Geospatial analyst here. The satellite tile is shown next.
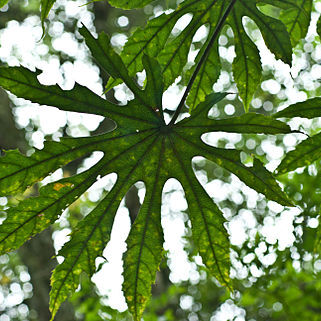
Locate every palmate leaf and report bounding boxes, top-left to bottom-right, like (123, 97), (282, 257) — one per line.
(106, 0), (310, 112)
(0, 26), (293, 321)
(274, 98), (321, 174)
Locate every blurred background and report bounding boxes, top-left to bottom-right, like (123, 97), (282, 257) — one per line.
(1, 0), (321, 320)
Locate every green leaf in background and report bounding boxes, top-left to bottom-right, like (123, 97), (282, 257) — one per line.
(318, 14), (321, 39)
(40, 0), (55, 32)
(107, 0), (155, 10)
(274, 98), (321, 175)
(0, 26), (293, 320)
(274, 97), (321, 119)
(276, 133), (321, 175)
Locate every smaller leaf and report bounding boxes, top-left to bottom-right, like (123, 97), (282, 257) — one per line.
(158, 16), (199, 89)
(40, 0), (56, 34)
(318, 15), (321, 39)
(105, 10), (181, 91)
(236, 0), (292, 65)
(107, 0), (154, 9)
(274, 98), (321, 119)
(276, 133), (321, 175)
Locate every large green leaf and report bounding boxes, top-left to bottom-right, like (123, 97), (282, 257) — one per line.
(0, 26), (293, 321)
(106, 0), (310, 112)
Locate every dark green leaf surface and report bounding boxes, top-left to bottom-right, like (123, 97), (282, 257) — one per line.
(274, 98), (321, 119)
(0, 26), (293, 321)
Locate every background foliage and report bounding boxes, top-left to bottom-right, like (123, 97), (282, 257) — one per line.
(1, 0), (321, 320)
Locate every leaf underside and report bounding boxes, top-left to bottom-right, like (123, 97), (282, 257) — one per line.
(0, 23), (295, 321)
